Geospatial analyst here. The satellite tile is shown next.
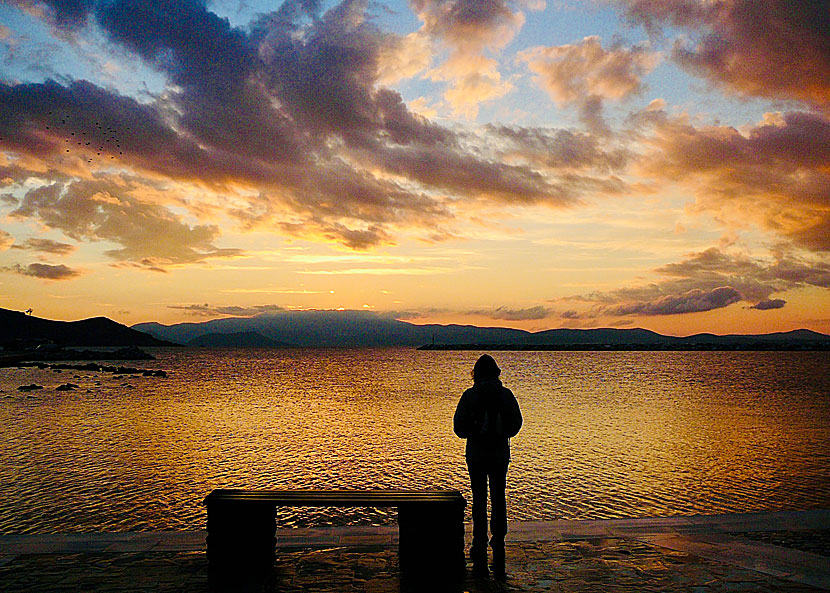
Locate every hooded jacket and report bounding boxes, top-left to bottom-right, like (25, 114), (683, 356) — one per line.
(453, 377), (522, 464)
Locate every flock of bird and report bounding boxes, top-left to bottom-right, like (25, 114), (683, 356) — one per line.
(44, 112), (127, 164)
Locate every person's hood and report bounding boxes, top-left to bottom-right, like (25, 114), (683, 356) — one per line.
(474, 377), (503, 398)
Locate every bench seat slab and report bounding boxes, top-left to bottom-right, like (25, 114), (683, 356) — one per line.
(204, 489), (466, 582)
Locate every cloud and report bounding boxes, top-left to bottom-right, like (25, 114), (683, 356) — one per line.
(1, 0), (586, 255)
(9, 177), (243, 269)
(0, 229), (13, 250)
(572, 247), (830, 317)
(411, 0), (526, 51)
(635, 109), (830, 251)
(11, 237), (75, 255)
(486, 305), (553, 320)
(486, 124), (630, 172)
(426, 52), (513, 118)
(4, 262), (81, 280)
(609, 286), (741, 316)
(411, 0), (542, 116)
(618, 0), (830, 110)
(376, 31), (432, 85)
(168, 304), (286, 317)
(6, 0), (96, 30)
(521, 37), (657, 104)
(749, 299), (786, 311)
(520, 36), (658, 132)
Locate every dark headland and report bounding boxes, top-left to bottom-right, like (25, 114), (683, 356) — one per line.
(0, 308), (176, 364)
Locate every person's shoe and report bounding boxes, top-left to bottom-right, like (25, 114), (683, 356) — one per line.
(491, 543), (506, 581)
(492, 561), (506, 581)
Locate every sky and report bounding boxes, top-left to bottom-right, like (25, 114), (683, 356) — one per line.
(0, 0), (828, 335)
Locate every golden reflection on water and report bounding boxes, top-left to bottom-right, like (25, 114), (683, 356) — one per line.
(0, 349), (828, 533)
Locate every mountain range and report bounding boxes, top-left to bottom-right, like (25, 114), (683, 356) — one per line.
(132, 310), (830, 349)
(2, 307), (828, 350)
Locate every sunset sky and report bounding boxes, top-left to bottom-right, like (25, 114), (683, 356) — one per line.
(0, 0), (828, 335)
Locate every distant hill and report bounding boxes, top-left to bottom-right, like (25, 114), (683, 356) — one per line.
(0, 308), (175, 348)
(132, 310), (830, 349)
(187, 331), (292, 348)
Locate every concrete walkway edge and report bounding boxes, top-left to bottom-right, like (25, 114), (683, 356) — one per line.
(1, 510), (828, 590)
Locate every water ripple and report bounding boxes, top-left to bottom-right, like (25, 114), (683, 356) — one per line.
(0, 349), (828, 533)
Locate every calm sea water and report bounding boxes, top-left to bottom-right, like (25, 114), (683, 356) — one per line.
(1, 348), (828, 534)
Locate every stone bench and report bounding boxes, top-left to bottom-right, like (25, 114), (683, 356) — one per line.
(204, 489), (466, 582)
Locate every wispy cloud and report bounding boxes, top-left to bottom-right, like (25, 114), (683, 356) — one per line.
(10, 237), (76, 255)
(167, 303), (285, 317)
(298, 266), (461, 275)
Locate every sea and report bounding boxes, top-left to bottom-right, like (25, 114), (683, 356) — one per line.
(1, 348), (828, 534)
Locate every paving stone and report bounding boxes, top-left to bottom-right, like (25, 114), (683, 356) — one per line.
(1, 514), (829, 592)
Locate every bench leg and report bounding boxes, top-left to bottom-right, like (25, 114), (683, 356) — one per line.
(206, 502), (275, 585)
(398, 502), (466, 582)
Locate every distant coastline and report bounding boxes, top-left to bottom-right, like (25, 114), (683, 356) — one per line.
(3, 307), (829, 350)
(418, 342), (830, 351)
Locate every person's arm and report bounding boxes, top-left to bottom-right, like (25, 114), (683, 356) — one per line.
(453, 389), (477, 438)
(500, 388), (523, 438)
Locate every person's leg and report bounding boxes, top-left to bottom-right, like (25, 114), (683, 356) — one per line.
(467, 460), (489, 574)
(488, 461), (509, 579)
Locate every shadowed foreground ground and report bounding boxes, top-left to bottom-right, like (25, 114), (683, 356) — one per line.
(1, 511), (828, 592)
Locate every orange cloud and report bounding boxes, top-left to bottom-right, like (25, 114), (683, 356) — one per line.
(520, 36), (658, 132)
(619, 0), (830, 110)
(0, 229), (13, 250)
(411, 0), (539, 116)
(9, 177), (243, 269)
(635, 108), (830, 251)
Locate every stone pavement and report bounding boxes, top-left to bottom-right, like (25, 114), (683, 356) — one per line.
(0, 510), (828, 592)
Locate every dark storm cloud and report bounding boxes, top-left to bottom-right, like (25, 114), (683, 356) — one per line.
(4, 262), (80, 279)
(749, 299), (787, 311)
(618, 0), (830, 109)
(0, 79), (220, 181)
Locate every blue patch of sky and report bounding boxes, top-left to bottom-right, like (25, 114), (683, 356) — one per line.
(0, 4), (167, 101)
(513, 1), (627, 50)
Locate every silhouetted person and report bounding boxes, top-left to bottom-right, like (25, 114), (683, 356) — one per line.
(453, 354), (522, 580)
